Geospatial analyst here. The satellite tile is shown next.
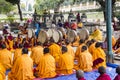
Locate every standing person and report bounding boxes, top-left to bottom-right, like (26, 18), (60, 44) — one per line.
(0, 44), (12, 70)
(56, 46), (74, 75)
(92, 42), (106, 69)
(76, 13), (81, 23)
(8, 48), (35, 80)
(96, 66), (111, 80)
(76, 70), (86, 80)
(74, 46), (93, 72)
(114, 66), (120, 80)
(35, 48), (56, 78)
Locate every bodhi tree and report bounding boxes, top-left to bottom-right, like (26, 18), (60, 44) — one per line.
(6, 0), (23, 21)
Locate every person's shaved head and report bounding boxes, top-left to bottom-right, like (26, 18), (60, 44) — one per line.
(76, 70), (84, 79)
(116, 66), (120, 74)
(22, 48), (28, 54)
(61, 46), (68, 53)
(98, 66), (106, 74)
(81, 46), (87, 52)
(95, 42), (102, 48)
(44, 48), (49, 54)
(79, 39), (85, 44)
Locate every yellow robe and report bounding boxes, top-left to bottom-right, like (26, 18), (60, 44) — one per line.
(89, 42), (96, 55)
(67, 44), (75, 58)
(8, 39), (14, 52)
(36, 53), (56, 78)
(112, 36), (116, 47)
(90, 29), (102, 41)
(92, 47), (106, 69)
(13, 48), (22, 64)
(8, 54), (34, 80)
(0, 63), (5, 80)
(56, 52), (74, 75)
(78, 22), (83, 28)
(75, 43), (85, 60)
(0, 49), (12, 70)
(75, 50), (93, 72)
(49, 43), (61, 62)
(30, 46), (43, 65)
(72, 36), (80, 47)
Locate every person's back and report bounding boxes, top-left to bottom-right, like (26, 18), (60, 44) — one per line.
(36, 48), (56, 78)
(92, 42), (106, 69)
(13, 44), (23, 63)
(57, 46), (74, 75)
(96, 66), (111, 80)
(0, 63), (5, 80)
(75, 46), (93, 72)
(30, 42), (43, 65)
(8, 48), (34, 80)
(49, 39), (61, 62)
(0, 44), (12, 70)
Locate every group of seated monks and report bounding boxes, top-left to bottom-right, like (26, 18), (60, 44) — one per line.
(0, 30), (119, 80)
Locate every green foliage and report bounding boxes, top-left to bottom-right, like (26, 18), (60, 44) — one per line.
(0, 0), (14, 14)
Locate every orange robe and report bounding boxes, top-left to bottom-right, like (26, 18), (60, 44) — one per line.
(8, 39), (14, 52)
(56, 52), (74, 75)
(89, 42), (96, 55)
(8, 54), (34, 80)
(36, 53), (56, 78)
(92, 47), (106, 69)
(67, 44), (75, 58)
(90, 29), (102, 41)
(49, 43), (61, 62)
(13, 48), (22, 64)
(74, 50), (93, 72)
(72, 36), (80, 47)
(0, 63), (5, 80)
(75, 43), (85, 60)
(0, 49), (12, 70)
(112, 36), (116, 47)
(30, 46), (43, 65)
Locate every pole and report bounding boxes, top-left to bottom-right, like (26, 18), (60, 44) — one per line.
(106, 0), (113, 63)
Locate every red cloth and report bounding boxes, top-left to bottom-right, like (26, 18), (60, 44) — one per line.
(96, 73), (111, 80)
(79, 77), (86, 80)
(8, 35), (13, 41)
(114, 74), (120, 80)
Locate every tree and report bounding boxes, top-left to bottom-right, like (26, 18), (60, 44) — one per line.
(6, 0), (23, 21)
(0, 0), (14, 14)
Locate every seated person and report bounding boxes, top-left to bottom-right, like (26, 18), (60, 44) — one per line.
(76, 70), (86, 80)
(56, 46), (74, 75)
(8, 48), (35, 80)
(74, 46), (93, 72)
(92, 42), (106, 69)
(114, 66), (120, 80)
(35, 48), (56, 78)
(0, 63), (5, 80)
(96, 66), (111, 80)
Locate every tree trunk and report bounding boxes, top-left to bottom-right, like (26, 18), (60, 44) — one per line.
(17, 3), (23, 21)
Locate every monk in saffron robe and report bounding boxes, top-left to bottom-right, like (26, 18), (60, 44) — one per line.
(72, 35), (80, 47)
(75, 46), (93, 72)
(113, 36), (120, 53)
(0, 63), (5, 80)
(90, 27), (102, 41)
(75, 39), (85, 60)
(13, 44), (23, 64)
(8, 34), (14, 52)
(96, 66), (111, 80)
(65, 40), (75, 58)
(8, 48), (35, 80)
(30, 42), (43, 65)
(49, 38), (61, 62)
(56, 46), (74, 75)
(76, 70), (86, 80)
(92, 42), (106, 69)
(0, 44), (12, 70)
(114, 66), (120, 80)
(88, 39), (96, 55)
(35, 48), (56, 78)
